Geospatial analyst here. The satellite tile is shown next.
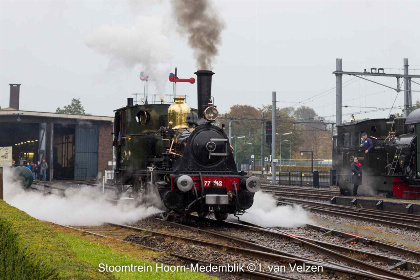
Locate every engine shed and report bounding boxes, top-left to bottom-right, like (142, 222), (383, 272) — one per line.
(0, 110), (113, 181)
(0, 85), (113, 181)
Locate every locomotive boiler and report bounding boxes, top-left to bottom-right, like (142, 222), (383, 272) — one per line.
(333, 110), (420, 199)
(113, 70), (261, 220)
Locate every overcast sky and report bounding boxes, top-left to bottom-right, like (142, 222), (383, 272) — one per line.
(1, 0), (419, 122)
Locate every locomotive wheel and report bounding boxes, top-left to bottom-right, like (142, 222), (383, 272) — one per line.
(115, 185), (124, 197)
(198, 212), (209, 218)
(180, 213), (191, 224)
(214, 212), (229, 221)
(160, 211), (173, 221)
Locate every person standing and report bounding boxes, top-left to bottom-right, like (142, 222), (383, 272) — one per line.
(360, 132), (373, 154)
(351, 157), (362, 196)
(40, 159), (48, 181)
(31, 162), (36, 179)
(34, 161), (41, 180)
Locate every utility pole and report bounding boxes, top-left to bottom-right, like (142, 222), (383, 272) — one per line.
(336, 58), (343, 125)
(272, 91), (276, 184)
(261, 112), (264, 178)
(228, 120), (233, 144)
(333, 58), (420, 121)
(404, 58), (411, 117)
(234, 137), (236, 162)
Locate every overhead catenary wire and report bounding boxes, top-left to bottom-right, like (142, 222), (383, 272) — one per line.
(275, 64), (420, 122)
(388, 90), (401, 117)
(290, 77), (358, 106)
(317, 67), (419, 120)
(311, 88), (391, 110)
(343, 105), (404, 110)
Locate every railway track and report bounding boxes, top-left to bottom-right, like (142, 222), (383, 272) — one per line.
(260, 184), (420, 230)
(171, 216), (419, 280)
(276, 196), (420, 231)
(58, 219), (414, 280)
(261, 185), (340, 200)
(261, 184), (341, 196)
(61, 223), (295, 279)
(303, 223), (420, 264)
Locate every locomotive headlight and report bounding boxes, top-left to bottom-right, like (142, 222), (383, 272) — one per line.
(245, 176), (261, 193)
(176, 175), (194, 192)
(204, 106), (219, 121)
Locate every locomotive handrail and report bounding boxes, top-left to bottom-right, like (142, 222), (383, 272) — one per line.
(210, 138), (228, 142)
(209, 152), (229, 156)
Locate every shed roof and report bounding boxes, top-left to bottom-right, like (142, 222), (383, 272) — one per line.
(0, 109), (113, 122)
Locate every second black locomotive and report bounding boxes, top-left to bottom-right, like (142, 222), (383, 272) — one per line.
(333, 111), (420, 199)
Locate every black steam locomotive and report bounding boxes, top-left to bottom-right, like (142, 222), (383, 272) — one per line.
(113, 70), (261, 220)
(333, 110), (420, 199)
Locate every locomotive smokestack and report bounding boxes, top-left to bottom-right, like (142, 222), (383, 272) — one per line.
(195, 70), (214, 118)
(127, 98), (133, 107)
(9, 84), (21, 110)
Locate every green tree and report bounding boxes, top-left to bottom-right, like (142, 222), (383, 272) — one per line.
(294, 106), (317, 121)
(293, 106), (332, 159)
(260, 104), (302, 161)
(56, 98), (88, 115)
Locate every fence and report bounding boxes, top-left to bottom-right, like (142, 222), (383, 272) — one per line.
(243, 159), (332, 173)
(251, 159), (332, 167)
(278, 171), (332, 188)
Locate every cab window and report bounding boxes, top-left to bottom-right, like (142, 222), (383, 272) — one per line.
(343, 133), (350, 148)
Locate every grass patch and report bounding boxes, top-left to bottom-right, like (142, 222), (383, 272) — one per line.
(59, 233), (215, 280)
(0, 200), (114, 279)
(47, 223), (160, 261)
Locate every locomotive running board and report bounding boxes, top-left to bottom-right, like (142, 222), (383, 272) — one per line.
(209, 153), (229, 156)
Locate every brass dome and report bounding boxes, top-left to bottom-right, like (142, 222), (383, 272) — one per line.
(168, 96), (190, 129)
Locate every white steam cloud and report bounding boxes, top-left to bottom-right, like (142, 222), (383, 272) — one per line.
(127, 0), (163, 11)
(241, 192), (312, 228)
(3, 169), (161, 226)
(85, 16), (172, 96)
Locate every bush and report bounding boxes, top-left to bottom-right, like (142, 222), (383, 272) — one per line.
(0, 200), (115, 280)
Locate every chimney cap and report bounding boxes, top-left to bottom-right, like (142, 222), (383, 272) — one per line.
(194, 70), (214, 75)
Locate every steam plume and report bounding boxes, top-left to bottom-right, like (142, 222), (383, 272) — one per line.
(85, 16), (172, 96)
(3, 169), (161, 226)
(171, 0), (225, 69)
(240, 192), (312, 228)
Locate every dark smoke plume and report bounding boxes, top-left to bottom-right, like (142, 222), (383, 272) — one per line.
(171, 0), (225, 69)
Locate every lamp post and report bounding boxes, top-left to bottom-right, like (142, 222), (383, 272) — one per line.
(279, 132), (292, 173)
(283, 140), (292, 162)
(300, 150), (314, 173)
(233, 136), (245, 162)
(228, 120), (237, 144)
